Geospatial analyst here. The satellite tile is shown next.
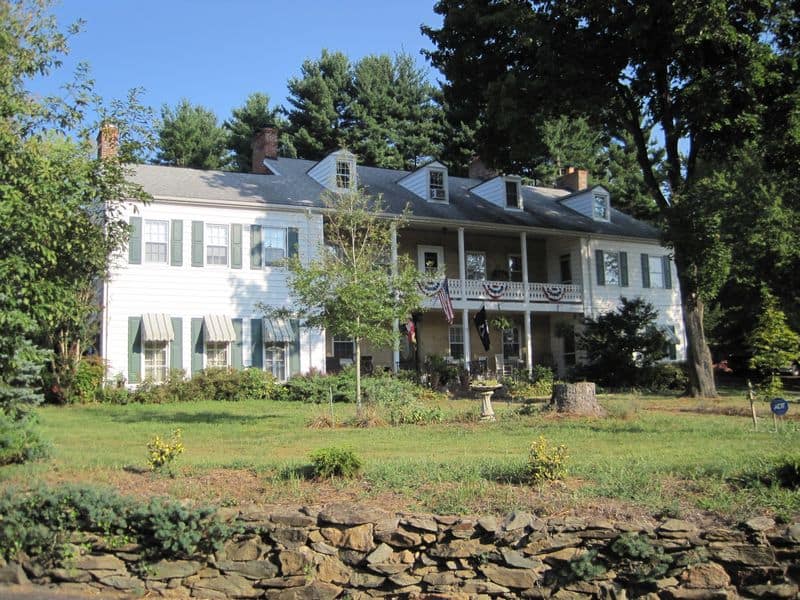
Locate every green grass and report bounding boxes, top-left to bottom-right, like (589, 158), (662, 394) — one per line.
(4, 391), (799, 522)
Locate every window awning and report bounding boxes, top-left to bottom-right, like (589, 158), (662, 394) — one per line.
(203, 314), (236, 342)
(660, 326), (680, 344)
(142, 313), (174, 342)
(263, 318), (296, 342)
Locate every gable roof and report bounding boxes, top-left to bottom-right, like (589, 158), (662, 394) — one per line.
(129, 158), (660, 241)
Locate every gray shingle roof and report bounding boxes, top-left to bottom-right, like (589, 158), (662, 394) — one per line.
(130, 158), (660, 240)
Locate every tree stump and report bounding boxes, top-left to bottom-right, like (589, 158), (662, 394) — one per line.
(550, 382), (605, 416)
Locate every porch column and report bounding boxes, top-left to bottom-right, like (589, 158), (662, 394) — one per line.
(462, 308), (471, 369)
(458, 227), (466, 299)
(391, 223), (400, 373)
(521, 232), (534, 373)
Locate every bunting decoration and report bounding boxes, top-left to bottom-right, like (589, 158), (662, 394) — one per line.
(418, 279), (445, 296)
(482, 281), (508, 299)
(543, 284), (565, 302)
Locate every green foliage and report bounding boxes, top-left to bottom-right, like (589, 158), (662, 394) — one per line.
(748, 287), (800, 378)
(528, 436), (569, 483)
(156, 98), (228, 169)
(283, 369), (355, 404)
(67, 356), (105, 403)
(0, 411), (50, 466)
(0, 485), (234, 565)
(309, 446), (362, 479)
(423, 354), (460, 389)
(223, 92), (294, 171)
(577, 297), (668, 388)
(610, 533), (673, 583)
(638, 362), (689, 393)
(565, 550), (606, 581)
(146, 428), (185, 472)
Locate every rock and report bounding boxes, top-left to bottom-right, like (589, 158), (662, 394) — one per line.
(260, 575), (308, 588)
(48, 567), (92, 583)
(217, 559), (279, 580)
(503, 510), (534, 531)
(375, 528), (422, 548)
(741, 583), (798, 598)
(73, 554), (127, 572)
(349, 571), (385, 588)
(449, 520), (476, 539)
(221, 537), (265, 561)
(660, 590), (732, 599)
(270, 508), (317, 527)
(311, 541), (338, 555)
(659, 520), (699, 536)
(192, 573), (260, 598)
(428, 538), (490, 558)
(369, 562), (410, 575)
(148, 559), (202, 580)
(340, 524), (376, 552)
(711, 544), (775, 566)
(478, 516), (498, 534)
(0, 563), (29, 585)
(461, 579), (511, 594)
(785, 524), (800, 544)
(270, 526), (310, 549)
(389, 571), (422, 586)
(367, 543), (394, 564)
(422, 571), (461, 586)
(479, 563), (540, 589)
(403, 515), (439, 532)
(318, 503), (390, 526)
(278, 549), (314, 576)
(744, 517), (776, 532)
(316, 555), (350, 584)
(264, 581), (342, 600)
(99, 574), (142, 590)
(539, 546), (586, 565)
(339, 549), (368, 566)
(502, 548), (543, 569)
(524, 533), (583, 554)
(680, 562), (731, 589)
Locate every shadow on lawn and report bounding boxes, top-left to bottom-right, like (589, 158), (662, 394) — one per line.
(110, 410), (279, 425)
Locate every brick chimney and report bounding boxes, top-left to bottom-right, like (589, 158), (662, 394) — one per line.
(468, 156), (499, 180)
(252, 127), (279, 173)
(97, 123), (119, 160)
(556, 167), (589, 192)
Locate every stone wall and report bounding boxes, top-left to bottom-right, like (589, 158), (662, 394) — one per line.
(1, 503), (798, 599)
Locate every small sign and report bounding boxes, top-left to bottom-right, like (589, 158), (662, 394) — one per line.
(770, 398), (789, 416)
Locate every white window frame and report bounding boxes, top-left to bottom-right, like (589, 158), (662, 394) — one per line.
(264, 343), (288, 381)
(143, 341), (169, 382)
(205, 341), (229, 368)
(465, 251), (486, 281)
(332, 336), (355, 360)
(502, 327), (521, 359)
(263, 227), (287, 266)
(593, 193), (610, 221)
(205, 223), (229, 267)
(335, 159), (355, 190)
(417, 245), (444, 275)
(448, 325), (464, 360)
(603, 251), (621, 286)
(504, 178), (521, 209)
(144, 219), (169, 264)
(508, 254), (522, 282)
(428, 168), (447, 202)
(648, 255), (665, 289)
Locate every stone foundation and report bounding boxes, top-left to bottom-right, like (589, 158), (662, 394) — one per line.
(1, 504), (798, 598)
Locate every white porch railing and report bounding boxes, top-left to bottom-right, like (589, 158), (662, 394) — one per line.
(446, 279), (582, 304)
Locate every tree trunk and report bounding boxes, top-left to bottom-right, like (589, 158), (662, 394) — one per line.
(675, 264), (718, 398)
(550, 382), (605, 416)
(355, 336), (362, 411)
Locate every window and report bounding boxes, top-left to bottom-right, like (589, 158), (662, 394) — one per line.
(563, 327), (576, 367)
(502, 328), (520, 359)
(144, 220), (168, 263)
(429, 169), (446, 201)
(449, 325), (464, 359)
(508, 255), (522, 282)
(143, 341), (168, 382)
(418, 246), (444, 275)
(333, 336), (354, 360)
(505, 180), (520, 208)
(560, 254), (572, 284)
(593, 194), (609, 220)
(265, 343), (287, 380)
(263, 227), (286, 265)
(649, 256), (665, 288)
(206, 342), (229, 368)
(466, 252), (486, 280)
(603, 251), (620, 285)
(336, 160), (353, 189)
(663, 326), (678, 360)
(206, 224), (228, 266)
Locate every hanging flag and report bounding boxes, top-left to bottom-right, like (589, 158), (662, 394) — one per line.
(474, 306), (491, 351)
(400, 319), (416, 345)
(437, 278), (455, 324)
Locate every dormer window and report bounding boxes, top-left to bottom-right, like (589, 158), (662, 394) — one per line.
(505, 179), (521, 209)
(336, 159), (354, 189)
(593, 193), (609, 221)
(428, 169), (447, 201)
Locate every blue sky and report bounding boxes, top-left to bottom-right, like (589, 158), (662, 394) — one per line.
(34, 0), (443, 121)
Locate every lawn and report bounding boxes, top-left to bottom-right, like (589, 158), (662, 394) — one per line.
(3, 388), (799, 524)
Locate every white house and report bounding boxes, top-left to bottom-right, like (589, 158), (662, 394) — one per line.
(100, 127), (685, 384)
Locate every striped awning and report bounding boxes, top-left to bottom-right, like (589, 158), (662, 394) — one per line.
(203, 314), (236, 342)
(263, 318), (296, 342)
(141, 313), (174, 342)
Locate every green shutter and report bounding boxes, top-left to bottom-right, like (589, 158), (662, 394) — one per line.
(251, 318), (263, 368)
(232, 318), (243, 369)
(641, 253), (650, 288)
(170, 317), (182, 371)
(128, 316), (142, 383)
(620, 252), (629, 287)
(595, 250), (605, 286)
(191, 221), (204, 267)
(231, 224), (242, 269)
(128, 217), (142, 264)
(288, 227), (299, 259)
(170, 220), (183, 266)
(663, 256), (672, 289)
(250, 225), (262, 268)
(191, 317), (204, 374)
(289, 319), (301, 376)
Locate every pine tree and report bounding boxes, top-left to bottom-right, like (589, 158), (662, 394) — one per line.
(156, 99), (228, 169)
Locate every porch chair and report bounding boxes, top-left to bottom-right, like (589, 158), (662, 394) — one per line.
(494, 354), (512, 378)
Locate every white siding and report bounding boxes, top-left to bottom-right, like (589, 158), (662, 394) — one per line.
(470, 176), (522, 210)
(561, 187), (610, 221)
(398, 162), (448, 202)
(307, 150), (357, 191)
(104, 200), (325, 383)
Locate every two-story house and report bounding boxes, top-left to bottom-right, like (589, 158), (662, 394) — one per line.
(100, 126), (684, 384)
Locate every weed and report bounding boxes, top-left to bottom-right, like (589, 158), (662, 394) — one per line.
(309, 446), (362, 479)
(528, 436), (569, 483)
(146, 428), (184, 473)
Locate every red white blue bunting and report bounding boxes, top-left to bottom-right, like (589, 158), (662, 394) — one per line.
(543, 284), (565, 302)
(482, 281), (508, 299)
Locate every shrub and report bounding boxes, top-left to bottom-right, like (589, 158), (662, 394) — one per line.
(71, 356), (106, 402)
(309, 446), (362, 478)
(0, 412), (49, 465)
(283, 368), (355, 403)
(146, 429), (185, 472)
(388, 400), (444, 425)
(639, 362), (689, 391)
(424, 354), (459, 389)
(528, 436), (569, 483)
(610, 532), (673, 582)
(566, 550), (606, 581)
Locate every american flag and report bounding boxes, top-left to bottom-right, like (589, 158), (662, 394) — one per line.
(437, 278), (455, 324)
